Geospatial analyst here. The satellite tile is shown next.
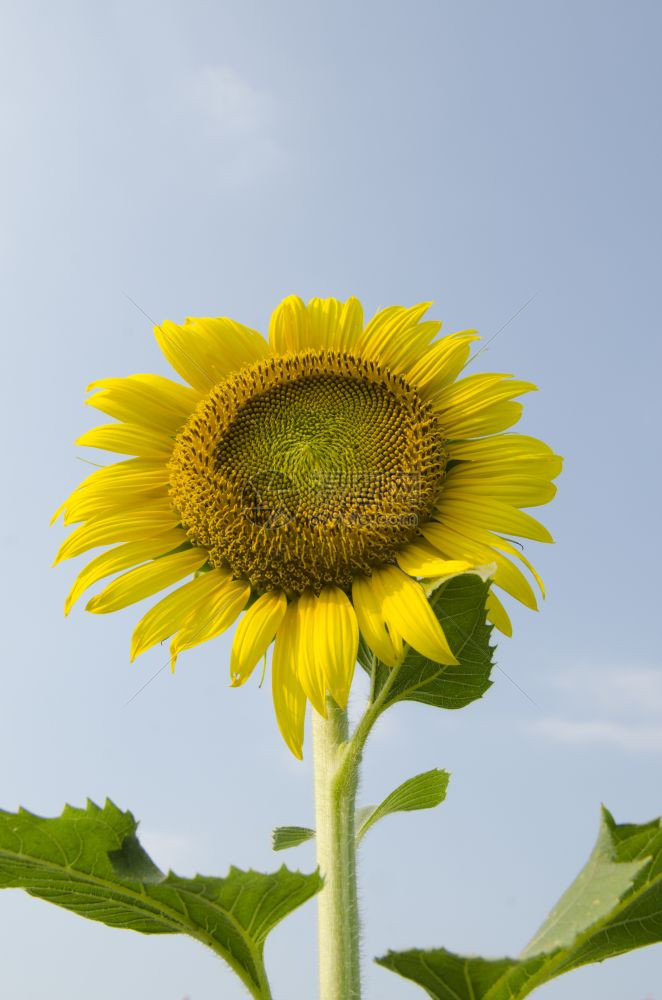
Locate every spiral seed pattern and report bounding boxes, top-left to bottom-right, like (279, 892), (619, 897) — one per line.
(169, 350), (447, 592)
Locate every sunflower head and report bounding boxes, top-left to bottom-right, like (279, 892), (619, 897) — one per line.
(54, 295), (561, 758)
(169, 349), (447, 593)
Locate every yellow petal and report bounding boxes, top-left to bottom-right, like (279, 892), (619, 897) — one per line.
(50, 499), (67, 525)
(437, 499), (553, 544)
(68, 458), (169, 493)
(449, 433), (561, 464)
(295, 590), (328, 716)
(271, 601), (307, 759)
(488, 532), (546, 598)
(54, 500), (180, 564)
(58, 458), (169, 501)
(490, 550), (539, 608)
(444, 439), (562, 490)
(86, 547), (207, 614)
(76, 423), (173, 459)
(376, 566), (458, 665)
(64, 529), (187, 614)
(352, 572), (404, 668)
(435, 375), (536, 437)
(396, 538), (473, 578)
(154, 321), (220, 392)
(86, 374), (199, 432)
(303, 297), (344, 351)
(492, 535), (545, 597)
(310, 586), (359, 710)
(360, 302), (432, 342)
(306, 298), (341, 348)
(444, 458), (562, 507)
(435, 372), (522, 408)
(54, 459), (170, 525)
(268, 295), (310, 353)
(486, 590), (513, 637)
(441, 478), (557, 508)
(170, 576), (250, 671)
(185, 317), (269, 373)
(421, 520), (539, 610)
(230, 590), (287, 687)
(455, 454), (563, 481)
(407, 331), (479, 397)
(130, 567), (234, 660)
(356, 303), (439, 372)
(445, 401), (525, 437)
(155, 317), (268, 392)
(89, 373), (200, 412)
(269, 295), (365, 353)
(60, 487), (167, 527)
(336, 297), (364, 351)
(421, 562), (496, 598)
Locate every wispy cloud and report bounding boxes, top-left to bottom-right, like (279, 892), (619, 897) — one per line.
(529, 662), (662, 753)
(183, 66), (286, 183)
(552, 663), (662, 715)
(533, 718), (662, 752)
(188, 66), (273, 135)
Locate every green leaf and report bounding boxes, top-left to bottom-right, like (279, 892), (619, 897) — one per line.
(376, 807), (662, 1000)
(272, 771), (449, 851)
(519, 809), (647, 958)
(360, 574), (495, 711)
(356, 769), (449, 843)
(378, 950), (527, 999)
(0, 800), (322, 1000)
(272, 825), (315, 851)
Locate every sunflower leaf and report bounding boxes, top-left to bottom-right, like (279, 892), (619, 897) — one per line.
(0, 799), (322, 1000)
(356, 769), (450, 843)
(360, 574), (495, 711)
(272, 825), (316, 851)
(376, 807), (662, 1000)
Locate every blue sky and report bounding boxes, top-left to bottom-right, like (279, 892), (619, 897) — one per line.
(1, 1), (661, 997)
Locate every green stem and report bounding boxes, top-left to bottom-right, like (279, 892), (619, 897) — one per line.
(312, 660), (404, 999)
(349, 656), (403, 763)
(312, 699), (362, 1000)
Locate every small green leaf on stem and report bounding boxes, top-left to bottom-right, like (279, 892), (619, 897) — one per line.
(272, 825), (316, 851)
(356, 769), (450, 843)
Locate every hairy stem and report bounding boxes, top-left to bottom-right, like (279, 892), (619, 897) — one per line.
(313, 699), (362, 1000)
(349, 656), (403, 762)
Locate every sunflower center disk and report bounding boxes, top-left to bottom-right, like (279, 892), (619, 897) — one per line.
(169, 351), (447, 592)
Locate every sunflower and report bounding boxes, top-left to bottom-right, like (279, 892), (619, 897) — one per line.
(53, 296), (560, 758)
